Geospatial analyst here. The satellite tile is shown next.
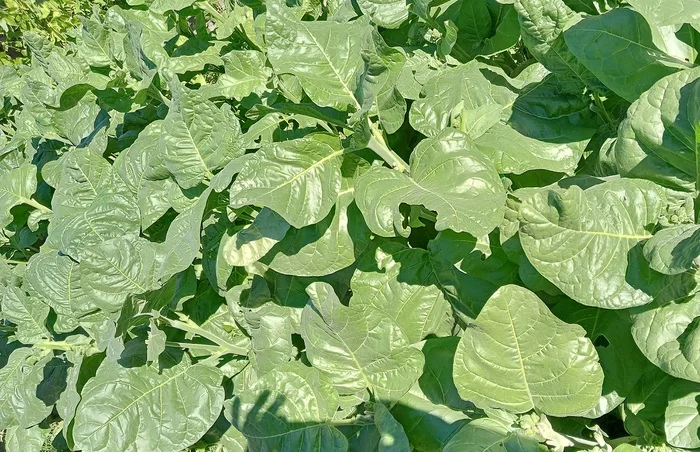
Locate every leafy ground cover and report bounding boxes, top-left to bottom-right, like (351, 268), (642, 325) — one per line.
(1, 0), (700, 450)
(0, 0), (113, 66)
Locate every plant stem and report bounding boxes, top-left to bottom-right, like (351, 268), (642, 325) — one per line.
(34, 341), (73, 351)
(2, 258), (26, 265)
(165, 341), (226, 353)
(24, 197), (52, 214)
(593, 92), (616, 130)
(163, 315), (249, 356)
(367, 123), (409, 173)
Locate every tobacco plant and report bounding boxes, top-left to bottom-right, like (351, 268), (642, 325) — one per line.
(1, 0), (700, 450)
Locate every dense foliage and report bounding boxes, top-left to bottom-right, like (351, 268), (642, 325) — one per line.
(1, 0), (700, 450)
(0, 0), (111, 66)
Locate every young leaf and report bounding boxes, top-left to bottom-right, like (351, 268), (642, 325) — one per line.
(161, 81), (244, 189)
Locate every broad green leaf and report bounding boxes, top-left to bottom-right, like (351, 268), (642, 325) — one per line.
(25, 252), (88, 321)
(356, 129), (505, 238)
(0, 348), (54, 429)
(4, 423), (56, 452)
(166, 40), (226, 75)
(410, 63), (595, 175)
(56, 353), (100, 443)
(474, 73), (598, 174)
(265, 1), (370, 109)
(226, 362), (348, 451)
(265, 155), (371, 276)
(409, 62), (519, 138)
(565, 8), (691, 102)
(47, 191), (141, 261)
(443, 418), (540, 452)
(395, 49), (444, 100)
(615, 67), (700, 194)
(644, 224), (700, 275)
(553, 299), (648, 417)
(161, 81), (244, 189)
(373, 402), (410, 451)
(46, 147), (114, 218)
(0, 164), (43, 229)
(519, 179), (668, 309)
(243, 302), (298, 373)
(356, 0), (407, 28)
(351, 242), (454, 344)
(202, 50), (271, 100)
(222, 208), (290, 267)
(43, 52), (110, 108)
(454, 285), (604, 416)
(631, 293), (700, 383)
(664, 380), (700, 448)
(150, 0), (197, 13)
(73, 359), (224, 452)
(2, 286), (48, 343)
(429, 230), (519, 288)
(359, 31), (407, 134)
(146, 319), (166, 365)
(154, 188), (211, 282)
(229, 136), (344, 228)
(77, 16), (112, 67)
(301, 282), (424, 402)
(114, 121), (172, 229)
(627, 0), (700, 26)
(516, 0), (601, 91)
(438, 0), (520, 62)
(625, 366), (675, 427)
(80, 236), (157, 312)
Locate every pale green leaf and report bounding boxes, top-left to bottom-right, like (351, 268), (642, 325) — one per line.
(665, 380), (700, 448)
(565, 8), (691, 102)
(356, 129), (506, 238)
(454, 285), (604, 416)
(265, 1), (369, 109)
(226, 362), (348, 451)
(161, 81), (244, 189)
(229, 136), (344, 229)
(644, 224), (700, 275)
(351, 242), (454, 344)
(614, 67), (700, 194)
(73, 359), (224, 452)
(301, 282), (424, 402)
(519, 179), (668, 309)
(631, 293), (700, 383)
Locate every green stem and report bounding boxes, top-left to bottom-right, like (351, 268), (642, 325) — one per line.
(367, 123), (409, 173)
(24, 197), (52, 214)
(593, 92), (616, 130)
(165, 341), (226, 353)
(34, 341), (72, 351)
(163, 315), (249, 356)
(331, 419), (374, 426)
(418, 208), (437, 222)
(2, 258), (26, 265)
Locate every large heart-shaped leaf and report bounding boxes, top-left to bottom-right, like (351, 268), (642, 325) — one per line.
(453, 285), (604, 416)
